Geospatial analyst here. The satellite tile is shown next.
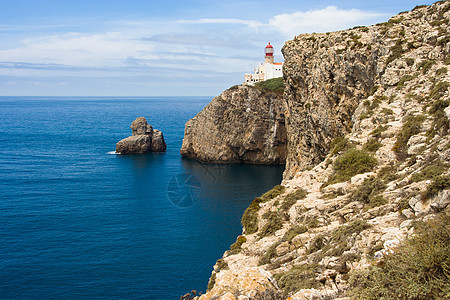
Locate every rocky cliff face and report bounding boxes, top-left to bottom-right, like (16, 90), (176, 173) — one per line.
(193, 2), (449, 299)
(181, 85), (287, 164)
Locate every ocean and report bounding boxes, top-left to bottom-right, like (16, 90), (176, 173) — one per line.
(0, 97), (284, 299)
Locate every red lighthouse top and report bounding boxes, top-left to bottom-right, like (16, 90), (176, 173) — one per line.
(265, 42), (274, 56)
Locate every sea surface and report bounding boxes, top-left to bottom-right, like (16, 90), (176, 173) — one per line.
(0, 97), (284, 299)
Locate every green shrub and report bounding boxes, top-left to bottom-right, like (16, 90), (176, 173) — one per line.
(396, 74), (416, 87)
(241, 197), (263, 234)
(377, 165), (399, 183)
(348, 214), (450, 300)
(229, 235), (247, 254)
(206, 272), (216, 291)
(253, 77), (284, 93)
(371, 125), (389, 138)
(331, 219), (372, 242)
(280, 188), (307, 211)
(392, 114), (425, 160)
(427, 98), (449, 138)
(258, 241), (280, 266)
(216, 258), (229, 271)
(327, 149), (378, 184)
(410, 164), (447, 183)
(418, 59), (435, 74)
(282, 225), (308, 243)
(436, 67), (448, 76)
(274, 263), (321, 294)
(386, 39), (405, 65)
(363, 139), (382, 152)
(381, 108), (394, 115)
(261, 185), (285, 201)
(422, 174), (450, 199)
(429, 81), (449, 100)
(330, 136), (354, 155)
(258, 211), (283, 238)
(351, 177), (387, 208)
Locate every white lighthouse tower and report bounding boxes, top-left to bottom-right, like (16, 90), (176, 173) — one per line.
(265, 42), (274, 64)
(244, 43), (283, 85)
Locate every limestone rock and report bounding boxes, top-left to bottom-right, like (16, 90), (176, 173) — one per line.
(116, 117), (166, 154)
(199, 267), (276, 300)
(151, 129), (167, 152)
(116, 135), (151, 154)
(181, 85), (286, 164)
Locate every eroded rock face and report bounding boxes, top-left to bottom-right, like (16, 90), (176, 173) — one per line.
(116, 117), (166, 154)
(180, 85), (287, 164)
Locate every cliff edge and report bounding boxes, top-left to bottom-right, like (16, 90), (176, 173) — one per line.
(190, 1), (449, 299)
(181, 84), (287, 165)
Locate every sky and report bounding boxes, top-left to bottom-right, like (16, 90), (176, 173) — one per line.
(0, 0), (437, 96)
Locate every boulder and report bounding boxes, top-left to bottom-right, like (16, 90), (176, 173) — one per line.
(116, 117), (166, 154)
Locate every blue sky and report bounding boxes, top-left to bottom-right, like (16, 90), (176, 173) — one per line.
(0, 0), (436, 96)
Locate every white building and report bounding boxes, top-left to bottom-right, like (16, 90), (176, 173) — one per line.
(244, 43), (283, 85)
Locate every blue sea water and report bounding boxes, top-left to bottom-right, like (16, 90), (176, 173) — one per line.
(0, 97), (284, 299)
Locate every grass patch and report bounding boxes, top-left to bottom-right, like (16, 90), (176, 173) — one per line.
(410, 163), (447, 183)
(331, 219), (372, 242)
(241, 197), (263, 234)
(371, 125), (389, 138)
(392, 114), (425, 161)
(436, 67), (448, 76)
(229, 235), (247, 254)
(330, 136), (354, 155)
(259, 211), (283, 238)
(274, 263), (321, 294)
(422, 174), (450, 199)
(386, 39), (405, 65)
(363, 139), (382, 152)
(258, 241), (280, 266)
(282, 225), (308, 243)
(348, 214), (450, 300)
(429, 81), (449, 100)
(253, 77), (284, 93)
(280, 188), (307, 211)
(351, 176), (387, 209)
(418, 59), (435, 74)
(327, 149), (378, 184)
(377, 165), (399, 183)
(261, 185), (285, 201)
(427, 98), (449, 138)
(396, 74), (416, 87)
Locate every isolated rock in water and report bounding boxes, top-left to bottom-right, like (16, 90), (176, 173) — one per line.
(151, 129), (167, 152)
(116, 117), (166, 154)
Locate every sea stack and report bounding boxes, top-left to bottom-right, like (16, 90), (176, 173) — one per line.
(116, 117), (166, 154)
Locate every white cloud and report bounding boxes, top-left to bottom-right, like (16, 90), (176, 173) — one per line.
(268, 6), (385, 37)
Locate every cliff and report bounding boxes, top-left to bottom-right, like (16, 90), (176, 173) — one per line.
(185, 1), (449, 299)
(180, 84), (287, 165)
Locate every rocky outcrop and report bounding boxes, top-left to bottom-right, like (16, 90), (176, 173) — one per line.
(282, 1), (449, 179)
(195, 1), (449, 299)
(116, 117), (166, 154)
(180, 85), (287, 164)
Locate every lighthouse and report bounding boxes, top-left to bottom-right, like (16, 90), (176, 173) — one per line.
(265, 43), (274, 64)
(244, 43), (283, 85)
